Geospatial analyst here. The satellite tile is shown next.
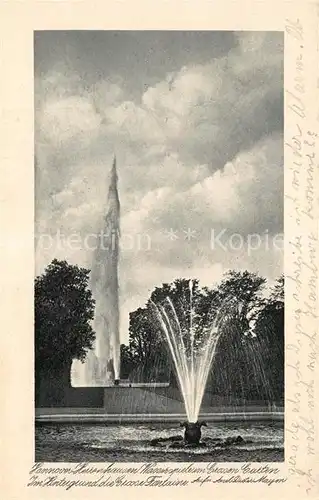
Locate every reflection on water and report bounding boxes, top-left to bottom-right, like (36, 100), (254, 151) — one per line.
(35, 421), (284, 462)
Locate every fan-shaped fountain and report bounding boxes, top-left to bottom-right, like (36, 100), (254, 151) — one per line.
(151, 281), (237, 445)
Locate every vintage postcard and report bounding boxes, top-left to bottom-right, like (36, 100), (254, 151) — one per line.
(0, 1), (318, 499)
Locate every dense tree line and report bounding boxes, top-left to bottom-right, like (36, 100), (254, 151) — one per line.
(35, 260), (284, 405)
(121, 271), (284, 403)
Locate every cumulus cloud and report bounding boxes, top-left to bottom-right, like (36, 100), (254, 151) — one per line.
(136, 133), (283, 241)
(35, 31), (283, 342)
(40, 96), (102, 146)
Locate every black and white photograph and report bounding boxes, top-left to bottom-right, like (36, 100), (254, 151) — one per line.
(34, 30), (284, 463)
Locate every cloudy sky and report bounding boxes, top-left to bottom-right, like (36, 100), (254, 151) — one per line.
(35, 31), (284, 343)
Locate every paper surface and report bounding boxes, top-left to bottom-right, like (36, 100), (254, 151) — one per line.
(0, 1), (318, 498)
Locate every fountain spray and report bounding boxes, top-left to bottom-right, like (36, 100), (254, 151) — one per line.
(90, 156), (121, 383)
(151, 281), (232, 424)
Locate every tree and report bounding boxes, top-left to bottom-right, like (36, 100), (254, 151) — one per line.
(35, 259), (96, 402)
(207, 270), (268, 401)
(253, 275), (284, 401)
(150, 278), (206, 355)
(120, 343), (136, 379)
(124, 272), (285, 405)
(126, 274), (266, 389)
(125, 305), (172, 382)
(215, 270), (266, 328)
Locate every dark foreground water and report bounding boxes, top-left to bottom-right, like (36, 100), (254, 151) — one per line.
(35, 421), (284, 462)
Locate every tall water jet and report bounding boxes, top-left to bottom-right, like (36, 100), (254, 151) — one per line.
(152, 280), (231, 423)
(72, 157), (121, 386)
(93, 156), (121, 381)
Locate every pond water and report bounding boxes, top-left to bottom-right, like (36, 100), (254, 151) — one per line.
(35, 421), (284, 462)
